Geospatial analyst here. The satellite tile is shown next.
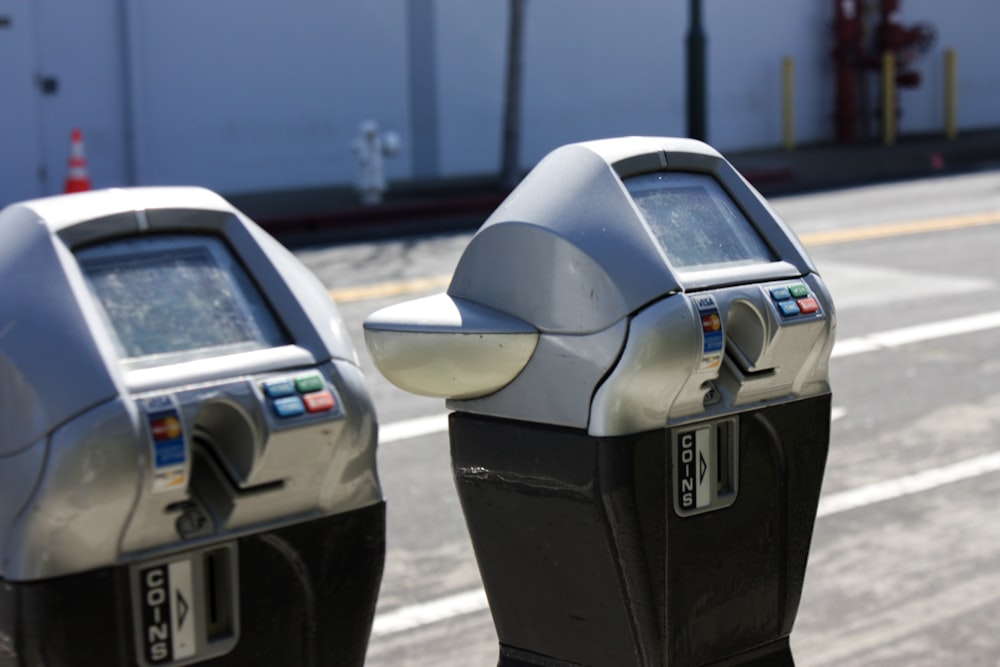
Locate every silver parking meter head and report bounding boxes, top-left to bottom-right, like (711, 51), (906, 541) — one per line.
(0, 187), (381, 583)
(365, 137), (837, 667)
(365, 136), (834, 436)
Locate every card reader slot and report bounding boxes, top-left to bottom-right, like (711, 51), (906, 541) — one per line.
(724, 346), (776, 379)
(191, 402), (258, 485)
(192, 438), (285, 497)
(724, 298), (774, 375)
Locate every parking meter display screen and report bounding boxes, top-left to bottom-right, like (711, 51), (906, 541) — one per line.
(625, 172), (776, 272)
(78, 235), (288, 368)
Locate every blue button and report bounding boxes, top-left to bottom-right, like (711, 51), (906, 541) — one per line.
(263, 379), (296, 398)
(778, 300), (801, 317)
(272, 396), (305, 418)
(770, 287), (791, 302)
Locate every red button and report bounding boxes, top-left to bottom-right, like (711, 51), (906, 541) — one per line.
(303, 390), (336, 413)
(797, 298), (819, 314)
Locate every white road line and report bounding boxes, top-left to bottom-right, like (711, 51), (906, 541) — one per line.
(379, 413), (450, 444)
(371, 588), (489, 637)
(369, 310), (1000, 636)
(816, 451), (1000, 518)
(831, 309), (1000, 358)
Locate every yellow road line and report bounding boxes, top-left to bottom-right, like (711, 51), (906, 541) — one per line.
(798, 210), (1000, 246)
(330, 210), (1000, 303)
(329, 274), (451, 302)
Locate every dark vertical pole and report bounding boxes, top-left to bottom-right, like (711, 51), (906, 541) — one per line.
(117, 0), (138, 185)
(500, 0), (526, 188)
(686, 0), (707, 142)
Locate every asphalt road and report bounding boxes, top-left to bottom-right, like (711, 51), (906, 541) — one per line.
(295, 170), (1000, 666)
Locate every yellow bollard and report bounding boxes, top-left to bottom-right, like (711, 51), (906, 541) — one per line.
(882, 52), (896, 146)
(782, 56), (795, 151)
(945, 48), (958, 140)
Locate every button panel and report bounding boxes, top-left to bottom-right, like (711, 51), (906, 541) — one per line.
(768, 282), (822, 319)
(262, 372), (340, 420)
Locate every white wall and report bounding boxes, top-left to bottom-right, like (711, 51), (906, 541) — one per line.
(1, 0), (998, 207)
(705, 0), (833, 150)
(0, 1), (46, 202)
(0, 0), (129, 203)
(901, 0), (1000, 132)
(519, 0), (685, 167)
(32, 0), (130, 188)
(127, 0), (410, 194)
(435, 1), (507, 177)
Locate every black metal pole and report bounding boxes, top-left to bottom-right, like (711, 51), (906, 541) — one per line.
(500, 0), (526, 188)
(686, 0), (707, 141)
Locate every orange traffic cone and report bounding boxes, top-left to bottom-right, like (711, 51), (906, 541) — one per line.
(64, 127), (91, 193)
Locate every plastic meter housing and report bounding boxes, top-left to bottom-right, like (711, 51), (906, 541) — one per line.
(365, 137), (835, 667)
(365, 137), (833, 432)
(0, 187), (383, 667)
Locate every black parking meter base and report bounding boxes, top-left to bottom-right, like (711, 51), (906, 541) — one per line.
(498, 644), (585, 667)
(498, 640), (792, 667)
(0, 502), (385, 667)
(705, 638), (794, 667)
(450, 396), (829, 667)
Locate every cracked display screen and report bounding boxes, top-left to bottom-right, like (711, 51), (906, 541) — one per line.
(625, 171), (776, 272)
(78, 235), (288, 368)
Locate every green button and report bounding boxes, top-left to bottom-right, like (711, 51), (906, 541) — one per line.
(294, 374), (325, 393)
(788, 284), (809, 298)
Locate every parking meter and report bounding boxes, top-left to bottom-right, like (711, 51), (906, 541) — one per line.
(0, 187), (384, 666)
(364, 137), (835, 666)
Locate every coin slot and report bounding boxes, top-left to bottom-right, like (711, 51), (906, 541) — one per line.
(203, 547), (236, 643)
(672, 417), (739, 517)
(716, 421), (735, 497)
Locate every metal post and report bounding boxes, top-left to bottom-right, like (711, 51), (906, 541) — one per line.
(686, 0), (707, 141)
(882, 52), (896, 145)
(944, 48), (958, 140)
(117, 0), (140, 185)
(500, 0), (526, 188)
(782, 56), (795, 151)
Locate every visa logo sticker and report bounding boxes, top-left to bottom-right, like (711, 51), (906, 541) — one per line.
(696, 295), (723, 370)
(141, 396), (187, 494)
